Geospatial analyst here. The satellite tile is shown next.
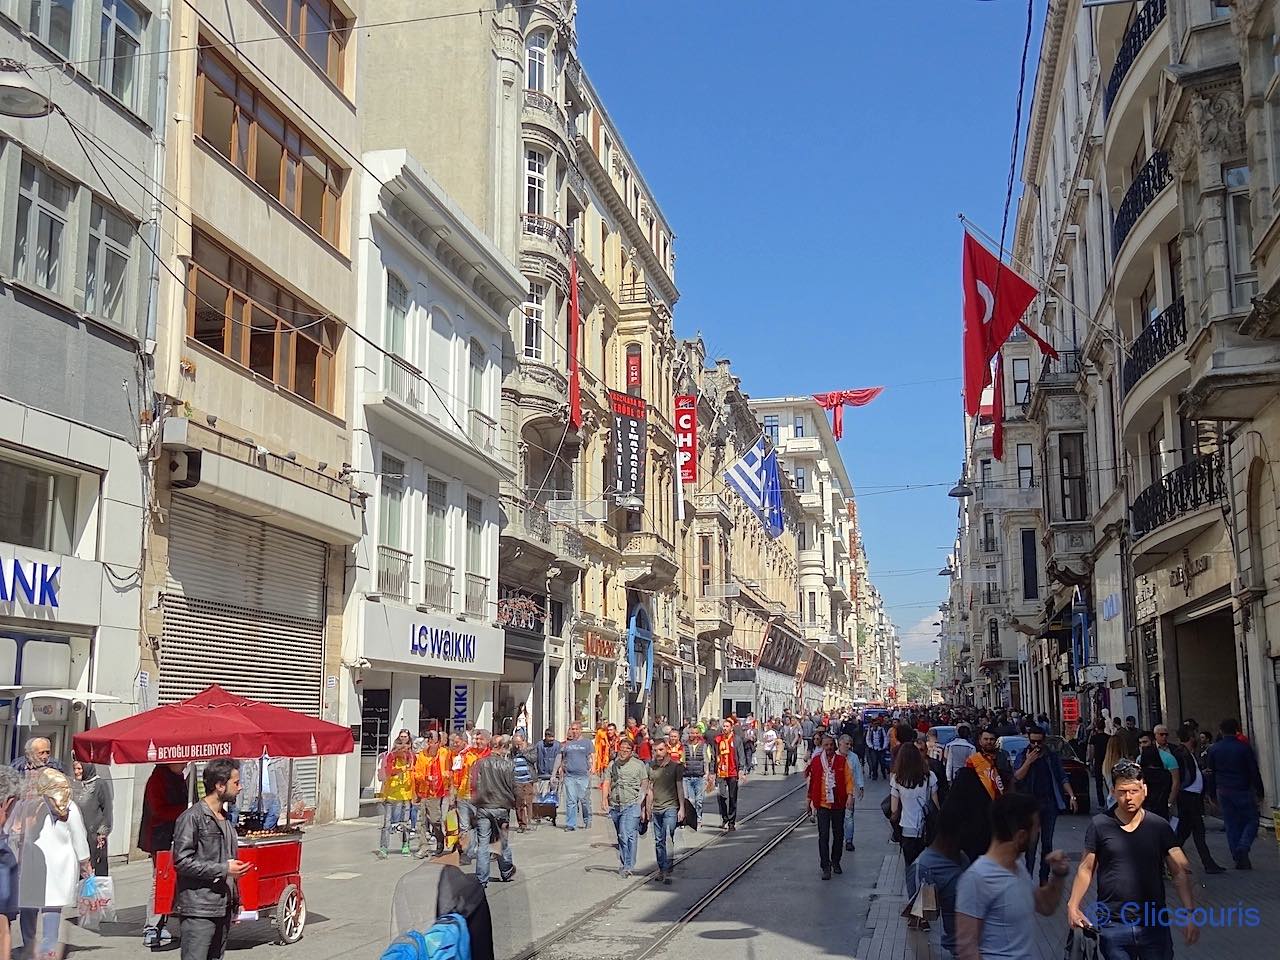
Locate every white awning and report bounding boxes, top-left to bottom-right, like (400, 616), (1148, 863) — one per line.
(20, 689), (121, 703)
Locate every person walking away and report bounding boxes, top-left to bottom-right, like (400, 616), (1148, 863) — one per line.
(452, 730), (492, 864)
(799, 713), (817, 764)
(781, 716), (802, 775)
(944, 724), (975, 784)
(170, 759), (247, 960)
(867, 719), (889, 782)
(1086, 717), (1111, 808)
(592, 724), (614, 815)
(836, 734), (865, 852)
(850, 718), (867, 770)
(138, 762), (187, 947)
(1120, 716), (1141, 760)
(890, 733), (939, 871)
(555, 723), (593, 832)
(605, 738), (647, 878)
(510, 733), (536, 832)
(1068, 759), (1199, 957)
(13, 769), (89, 960)
(923, 729), (950, 808)
(1171, 725), (1224, 873)
(1010, 724), (1078, 885)
(645, 742), (685, 884)
(1206, 717), (1265, 869)
(948, 766), (996, 866)
(680, 728), (714, 828)
(412, 732), (452, 858)
(713, 718), (747, 831)
(956, 793), (1069, 959)
(907, 791), (971, 943)
(761, 722), (779, 775)
(1137, 736), (1172, 819)
(1102, 729), (1126, 802)
(469, 737), (518, 888)
(71, 761), (112, 877)
(377, 730), (416, 859)
(805, 734), (854, 880)
(0, 767), (22, 960)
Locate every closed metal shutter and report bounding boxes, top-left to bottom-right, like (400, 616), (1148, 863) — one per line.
(161, 496), (327, 806)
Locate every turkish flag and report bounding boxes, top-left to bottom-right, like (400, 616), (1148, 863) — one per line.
(962, 231), (1038, 416)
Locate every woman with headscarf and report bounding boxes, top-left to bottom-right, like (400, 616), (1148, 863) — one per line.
(15, 769), (90, 959)
(72, 761), (113, 877)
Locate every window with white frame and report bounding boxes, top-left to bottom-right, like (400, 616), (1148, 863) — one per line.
(525, 149), (547, 217)
(85, 200), (132, 325)
(794, 466), (806, 492)
(0, 450), (78, 554)
(99, 0), (146, 110)
(1017, 443), (1035, 488)
(794, 414), (805, 438)
(526, 31), (549, 92)
(466, 495), (483, 573)
(29, 0), (75, 59)
(385, 273), (408, 358)
(424, 477), (448, 563)
(469, 339), (486, 413)
(14, 158), (72, 295)
(1225, 165), (1257, 310)
(378, 454), (405, 550)
(523, 281), (545, 360)
(1012, 358), (1031, 404)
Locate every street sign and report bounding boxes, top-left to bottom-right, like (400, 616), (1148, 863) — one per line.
(1061, 693), (1080, 723)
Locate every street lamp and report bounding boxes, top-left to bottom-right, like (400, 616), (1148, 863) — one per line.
(947, 476), (974, 498)
(0, 61), (54, 118)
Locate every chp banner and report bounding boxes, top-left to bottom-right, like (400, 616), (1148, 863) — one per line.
(609, 389), (647, 501)
(674, 394), (698, 484)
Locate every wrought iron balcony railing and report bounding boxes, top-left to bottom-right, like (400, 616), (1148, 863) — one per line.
(1122, 298), (1186, 396)
(520, 214), (571, 254)
(1104, 0), (1167, 115)
(1112, 150), (1171, 257)
(1039, 349), (1082, 382)
(1130, 451), (1225, 539)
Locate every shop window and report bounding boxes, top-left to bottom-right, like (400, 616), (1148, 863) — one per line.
(0, 452), (78, 554)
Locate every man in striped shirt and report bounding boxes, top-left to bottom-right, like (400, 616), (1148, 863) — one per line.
(511, 733), (537, 832)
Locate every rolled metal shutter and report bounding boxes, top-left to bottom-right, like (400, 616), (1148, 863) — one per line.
(161, 496), (327, 805)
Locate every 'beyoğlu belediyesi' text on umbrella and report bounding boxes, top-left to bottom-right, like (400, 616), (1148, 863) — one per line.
(410, 625), (478, 663)
(145, 741), (234, 762)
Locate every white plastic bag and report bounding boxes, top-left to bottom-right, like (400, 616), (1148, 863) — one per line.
(77, 876), (117, 930)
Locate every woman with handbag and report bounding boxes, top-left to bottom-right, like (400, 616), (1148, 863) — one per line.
(905, 795), (970, 939)
(889, 732), (939, 870)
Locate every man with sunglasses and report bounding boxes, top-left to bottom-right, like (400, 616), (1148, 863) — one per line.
(1068, 759), (1198, 958)
(1012, 725), (1077, 885)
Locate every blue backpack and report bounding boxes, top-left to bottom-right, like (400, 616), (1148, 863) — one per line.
(381, 913), (471, 960)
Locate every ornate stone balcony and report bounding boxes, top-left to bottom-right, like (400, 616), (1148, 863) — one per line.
(1129, 452), (1225, 573)
(521, 88), (570, 145)
(695, 597), (733, 640)
(1122, 298), (1186, 396)
(622, 530), (678, 590)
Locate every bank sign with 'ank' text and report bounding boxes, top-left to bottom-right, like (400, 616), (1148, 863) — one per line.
(361, 599), (504, 678)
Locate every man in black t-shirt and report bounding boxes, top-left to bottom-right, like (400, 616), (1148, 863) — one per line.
(1068, 759), (1199, 959)
(1087, 717), (1111, 807)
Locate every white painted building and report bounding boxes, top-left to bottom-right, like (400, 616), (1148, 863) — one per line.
(340, 151), (525, 818)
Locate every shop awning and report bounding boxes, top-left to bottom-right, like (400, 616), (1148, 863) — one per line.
(73, 684), (355, 765)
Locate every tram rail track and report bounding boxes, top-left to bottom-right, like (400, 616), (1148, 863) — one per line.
(509, 780), (809, 960)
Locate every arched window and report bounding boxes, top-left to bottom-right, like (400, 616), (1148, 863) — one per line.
(385, 273), (408, 358)
(469, 339), (486, 413)
(526, 31), (550, 92)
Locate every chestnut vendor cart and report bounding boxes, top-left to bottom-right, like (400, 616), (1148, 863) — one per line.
(73, 684), (355, 945)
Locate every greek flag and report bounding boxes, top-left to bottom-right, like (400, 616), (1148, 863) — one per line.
(724, 437), (785, 539)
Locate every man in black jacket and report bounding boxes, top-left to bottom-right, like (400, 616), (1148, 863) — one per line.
(471, 737), (518, 887)
(172, 759), (249, 960)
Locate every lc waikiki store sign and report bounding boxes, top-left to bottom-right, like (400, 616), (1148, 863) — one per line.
(360, 600), (505, 680)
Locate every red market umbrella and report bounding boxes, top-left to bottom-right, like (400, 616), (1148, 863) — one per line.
(73, 684), (354, 765)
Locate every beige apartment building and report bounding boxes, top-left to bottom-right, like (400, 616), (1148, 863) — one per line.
(977, 0), (1280, 805)
(146, 0), (365, 822)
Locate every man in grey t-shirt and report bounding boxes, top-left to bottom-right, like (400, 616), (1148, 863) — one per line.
(956, 793), (1068, 959)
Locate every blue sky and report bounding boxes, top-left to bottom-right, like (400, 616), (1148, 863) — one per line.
(578, 0), (1042, 663)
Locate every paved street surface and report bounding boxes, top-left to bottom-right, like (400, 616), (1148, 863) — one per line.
(55, 772), (1278, 959)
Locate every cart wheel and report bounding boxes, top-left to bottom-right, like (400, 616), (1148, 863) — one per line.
(275, 883), (306, 944)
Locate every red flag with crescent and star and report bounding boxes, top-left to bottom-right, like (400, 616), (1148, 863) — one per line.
(812, 388), (884, 440)
(962, 231), (1044, 417)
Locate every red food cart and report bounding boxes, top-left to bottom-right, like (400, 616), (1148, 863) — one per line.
(73, 685), (355, 945)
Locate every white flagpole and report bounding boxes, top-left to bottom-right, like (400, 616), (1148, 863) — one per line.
(675, 454), (685, 522)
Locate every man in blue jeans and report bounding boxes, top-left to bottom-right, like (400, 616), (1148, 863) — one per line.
(1207, 717), (1265, 869)
(681, 728), (713, 827)
(606, 737), (647, 878)
(1012, 724), (1078, 884)
(645, 741), (685, 884)
(554, 722), (594, 831)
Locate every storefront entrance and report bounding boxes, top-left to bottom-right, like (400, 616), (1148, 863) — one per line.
(1172, 607), (1239, 727)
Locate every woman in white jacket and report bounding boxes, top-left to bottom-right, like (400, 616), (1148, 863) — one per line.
(14, 769), (90, 960)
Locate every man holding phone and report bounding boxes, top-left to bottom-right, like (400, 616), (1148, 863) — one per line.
(172, 759), (251, 960)
(1012, 726), (1077, 885)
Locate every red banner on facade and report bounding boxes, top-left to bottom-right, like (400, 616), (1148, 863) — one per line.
(674, 394), (697, 484)
(1061, 693), (1080, 723)
(625, 349), (642, 390)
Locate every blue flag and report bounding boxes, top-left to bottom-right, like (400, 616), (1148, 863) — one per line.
(725, 437), (785, 539)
